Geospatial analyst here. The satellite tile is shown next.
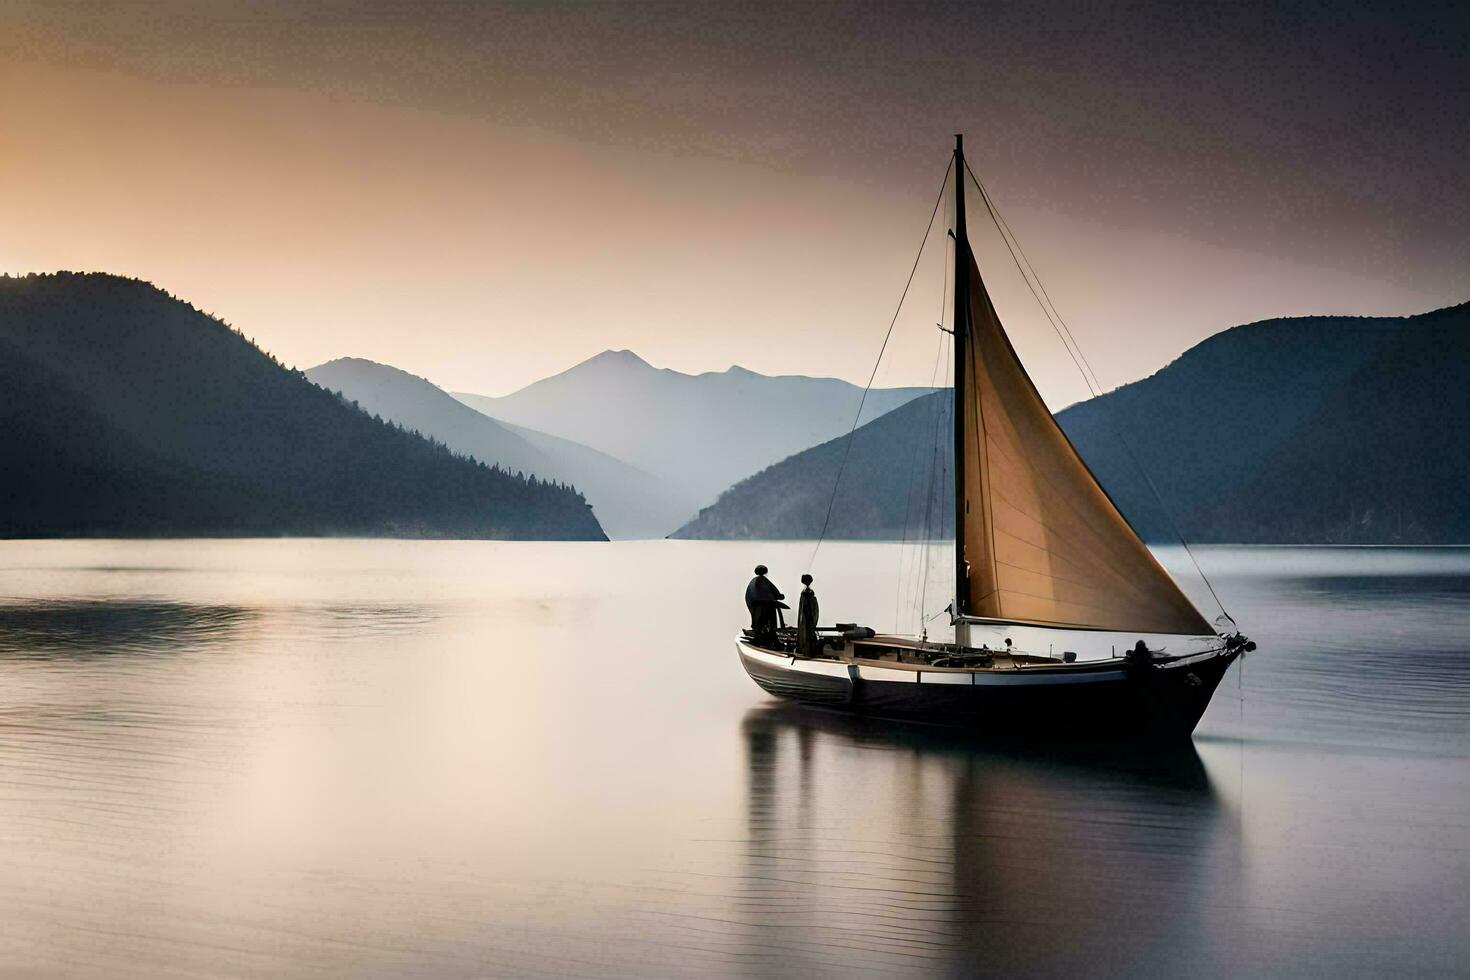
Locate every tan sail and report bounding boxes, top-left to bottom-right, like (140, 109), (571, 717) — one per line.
(957, 253), (1213, 635)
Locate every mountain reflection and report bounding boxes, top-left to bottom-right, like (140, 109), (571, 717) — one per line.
(1279, 573), (1470, 604)
(740, 705), (1236, 977)
(0, 599), (251, 658)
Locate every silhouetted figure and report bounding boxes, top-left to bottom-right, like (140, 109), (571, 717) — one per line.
(796, 574), (820, 659)
(745, 564), (785, 649)
(1126, 639), (1154, 677)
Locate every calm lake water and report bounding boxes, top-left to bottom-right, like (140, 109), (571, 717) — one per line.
(0, 540), (1466, 978)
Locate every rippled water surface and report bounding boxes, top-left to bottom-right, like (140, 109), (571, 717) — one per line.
(0, 541), (1466, 977)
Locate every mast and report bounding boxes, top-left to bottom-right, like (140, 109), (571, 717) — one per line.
(940, 138), (1212, 637)
(952, 134), (970, 623)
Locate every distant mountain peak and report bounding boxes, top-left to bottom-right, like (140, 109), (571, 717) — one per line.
(584, 348), (652, 369)
(308, 356), (443, 392)
(465, 348), (937, 508)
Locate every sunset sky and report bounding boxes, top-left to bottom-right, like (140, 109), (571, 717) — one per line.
(2, 1), (1466, 406)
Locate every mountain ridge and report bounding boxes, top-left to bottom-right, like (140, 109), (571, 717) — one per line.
(453, 349), (937, 506)
(673, 301), (1470, 544)
(306, 356), (696, 538)
(0, 273), (606, 540)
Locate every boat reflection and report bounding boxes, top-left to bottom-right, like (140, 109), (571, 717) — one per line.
(739, 704), (1240, 976)
(0, 598), (252, 659)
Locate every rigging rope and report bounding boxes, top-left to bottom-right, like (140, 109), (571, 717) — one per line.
(894, 295), (950, 632)
(809, 157), (953, 571)
(916, 331), (953, 634)
(962, 160), (1234, 628)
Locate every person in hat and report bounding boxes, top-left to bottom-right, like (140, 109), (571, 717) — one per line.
(744, 564), (785, 649)
(795, 574), (820, 659)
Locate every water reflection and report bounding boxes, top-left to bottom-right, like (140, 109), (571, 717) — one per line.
(1278, 571), (1470, 605)
(1216, 556), (1470, 748)
(0, 598), (250, 658)
(0, 541), (1461, 977)
(0, 599), (441, 659)
(280, 602), (437, 643)
(741, 705), (1236, 976)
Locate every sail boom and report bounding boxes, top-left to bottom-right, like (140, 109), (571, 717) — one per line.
(953, 613), (1218, 639)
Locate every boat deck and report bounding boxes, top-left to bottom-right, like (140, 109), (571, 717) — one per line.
(751, 628), (1112, 673)
(850, 637), (1061, 670)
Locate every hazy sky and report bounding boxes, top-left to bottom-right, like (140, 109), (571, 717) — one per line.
(3, 1), (1466, 405)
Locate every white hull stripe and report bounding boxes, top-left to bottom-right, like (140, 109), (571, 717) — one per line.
(738, 642), (1137, 686)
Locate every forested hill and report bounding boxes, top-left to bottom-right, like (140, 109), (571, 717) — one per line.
(673, 302), (1470, 544)
(0, 273), (606, 540)
(673, 392), (952, 541)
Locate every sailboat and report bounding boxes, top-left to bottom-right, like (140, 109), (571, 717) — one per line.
(736, 135), (1254, 739)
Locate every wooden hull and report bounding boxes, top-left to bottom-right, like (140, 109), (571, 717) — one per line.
(736, 639), (1239, 740)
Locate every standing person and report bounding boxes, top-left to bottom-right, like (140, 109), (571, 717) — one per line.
(744, 564), (785, 649)
(796, 574), (820, 659)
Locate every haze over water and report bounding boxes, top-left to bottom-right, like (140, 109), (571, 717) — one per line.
(0, 541), (1466, 977)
